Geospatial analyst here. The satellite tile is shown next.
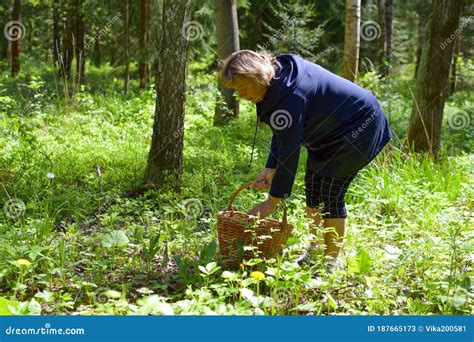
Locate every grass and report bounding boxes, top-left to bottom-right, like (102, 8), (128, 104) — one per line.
(0, 57), (472, 315)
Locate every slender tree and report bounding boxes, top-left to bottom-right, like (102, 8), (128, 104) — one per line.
(53, 0), (61, 64)
(123, 0), (130, 94)
(11, 0), (21, 77)
(342, 0), (360, 81)
(254, 1), (264, 48)
(449, 33), (461, 95)
(0, 6), (8, 60)
(139, 0), (150, 89)
(406, 0), (465, 155)
(378, 0), (393, 76)
(214, 0), (240, 125)
(62, 0), (75, 79)
(92, 31), (101, 67)
(74, 0), (85, 84)
(144, 0), (191, 186)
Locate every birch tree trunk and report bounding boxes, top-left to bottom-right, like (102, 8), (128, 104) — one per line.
(144, 0), (191, 187)
(342, 0), (360, 82)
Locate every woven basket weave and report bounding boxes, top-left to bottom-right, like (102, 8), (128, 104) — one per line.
(217, 182), (293, 269)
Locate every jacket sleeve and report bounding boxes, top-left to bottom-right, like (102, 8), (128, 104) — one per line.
(268, 95), (305, 199)
(265, 134), (278, 169)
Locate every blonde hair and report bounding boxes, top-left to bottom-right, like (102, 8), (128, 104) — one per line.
(218, 50), (279, 87)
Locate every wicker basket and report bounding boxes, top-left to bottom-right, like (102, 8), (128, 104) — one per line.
(217, 182), (293, 269)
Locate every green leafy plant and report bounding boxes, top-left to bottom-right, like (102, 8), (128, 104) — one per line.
(141, 230), (162, 263)
(101, 230), (129, 248)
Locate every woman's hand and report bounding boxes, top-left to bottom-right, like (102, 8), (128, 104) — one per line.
(252, 168), (276, 190)
(247, 195), (282, 219)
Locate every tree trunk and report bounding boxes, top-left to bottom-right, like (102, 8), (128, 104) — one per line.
(139, 0), (150, 89)
(1, 8), (8, 60)
(75, 0), (85, 84)
(414, 0), (431, 77)
(342, 0), (360, 82)
(11, 0), (21, 77)
(144, 0), (191, 187)
(109, 35), (117, 66)
(92, 32), (101, 67)
(53, 0), (61, 64)
(146, 0), (151, 85)
(378, 0), (393, 76)
(414, 15), (426, 77)
(62, 0), (75, 79)
(214, 0), (240, 125)
(1, 35), (7, 61)
(385, 0), (393, 73)
(406, 0), (465, 155)
(449, 34), (461, 96)
(253, 0), (264, 48)
(1, 29), (7, 60)
(123, 0), (130, 94)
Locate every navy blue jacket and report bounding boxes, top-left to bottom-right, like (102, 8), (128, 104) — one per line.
(256, 54), (392, 199)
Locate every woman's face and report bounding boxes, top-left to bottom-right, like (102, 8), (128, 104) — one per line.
(231, 76), (267, 104)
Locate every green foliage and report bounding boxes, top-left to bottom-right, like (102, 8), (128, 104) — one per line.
(140, 230), (162, 263)
(261, 0), (326, 61)
(101, 230), (130, 248)
(0, 297), (42, 315)
(348, 248), (372, 274)
(173, 241), (219, 288)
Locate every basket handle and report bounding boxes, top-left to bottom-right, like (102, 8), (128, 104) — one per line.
(226, 182), (288, 225)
